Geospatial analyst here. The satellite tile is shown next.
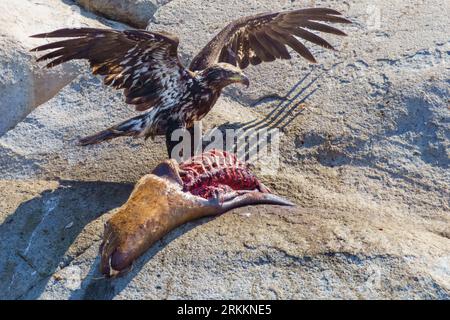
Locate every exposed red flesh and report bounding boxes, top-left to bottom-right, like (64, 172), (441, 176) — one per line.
(179, 149), (262, 200)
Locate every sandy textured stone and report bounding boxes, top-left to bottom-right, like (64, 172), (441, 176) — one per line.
(0, 0), (449, 299)
(76, 0), (170, 28)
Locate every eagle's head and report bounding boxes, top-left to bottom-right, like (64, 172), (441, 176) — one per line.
(198, 63), (250, 89)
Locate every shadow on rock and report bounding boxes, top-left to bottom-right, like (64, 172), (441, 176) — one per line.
(0, 180), (133, 299)
(218, 71), (320, 134)
(295, 92), (449, 174)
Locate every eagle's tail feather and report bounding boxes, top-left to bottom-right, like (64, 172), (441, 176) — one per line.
(78, 114), (149, 146)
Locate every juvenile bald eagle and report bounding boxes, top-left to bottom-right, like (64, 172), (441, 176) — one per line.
(31, 7), (351, 154)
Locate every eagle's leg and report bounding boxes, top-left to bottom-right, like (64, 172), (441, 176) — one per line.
(165, 120), (196, 159)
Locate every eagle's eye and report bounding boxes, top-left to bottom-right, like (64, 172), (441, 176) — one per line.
(200, 65), (249, 88)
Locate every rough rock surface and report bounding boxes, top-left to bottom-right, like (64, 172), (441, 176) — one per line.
(0, 0), (449, 299)
(76, 0), (170, 28)
(0, 0), (125, 136)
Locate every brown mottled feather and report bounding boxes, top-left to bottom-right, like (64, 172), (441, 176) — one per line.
(190, 7), (351, 70)
(297, 21), (347, 36)
(31, 28), (185, 111)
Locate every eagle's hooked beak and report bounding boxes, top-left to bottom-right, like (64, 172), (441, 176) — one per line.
(231, 73), (250, 88)
(99, 151), (294, 277)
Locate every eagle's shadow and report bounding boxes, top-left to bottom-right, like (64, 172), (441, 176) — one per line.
(221, 70), (321, 132)
(210, 71), (323, 157)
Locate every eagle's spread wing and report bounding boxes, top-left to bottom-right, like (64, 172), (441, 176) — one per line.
(189, 8), (351, 71)
(31, 28), (187, 111)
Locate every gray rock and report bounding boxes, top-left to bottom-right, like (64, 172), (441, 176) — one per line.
(0, 0), (126, 136)
(75, 0), (171, 28)
(0, 0), (449, 300)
